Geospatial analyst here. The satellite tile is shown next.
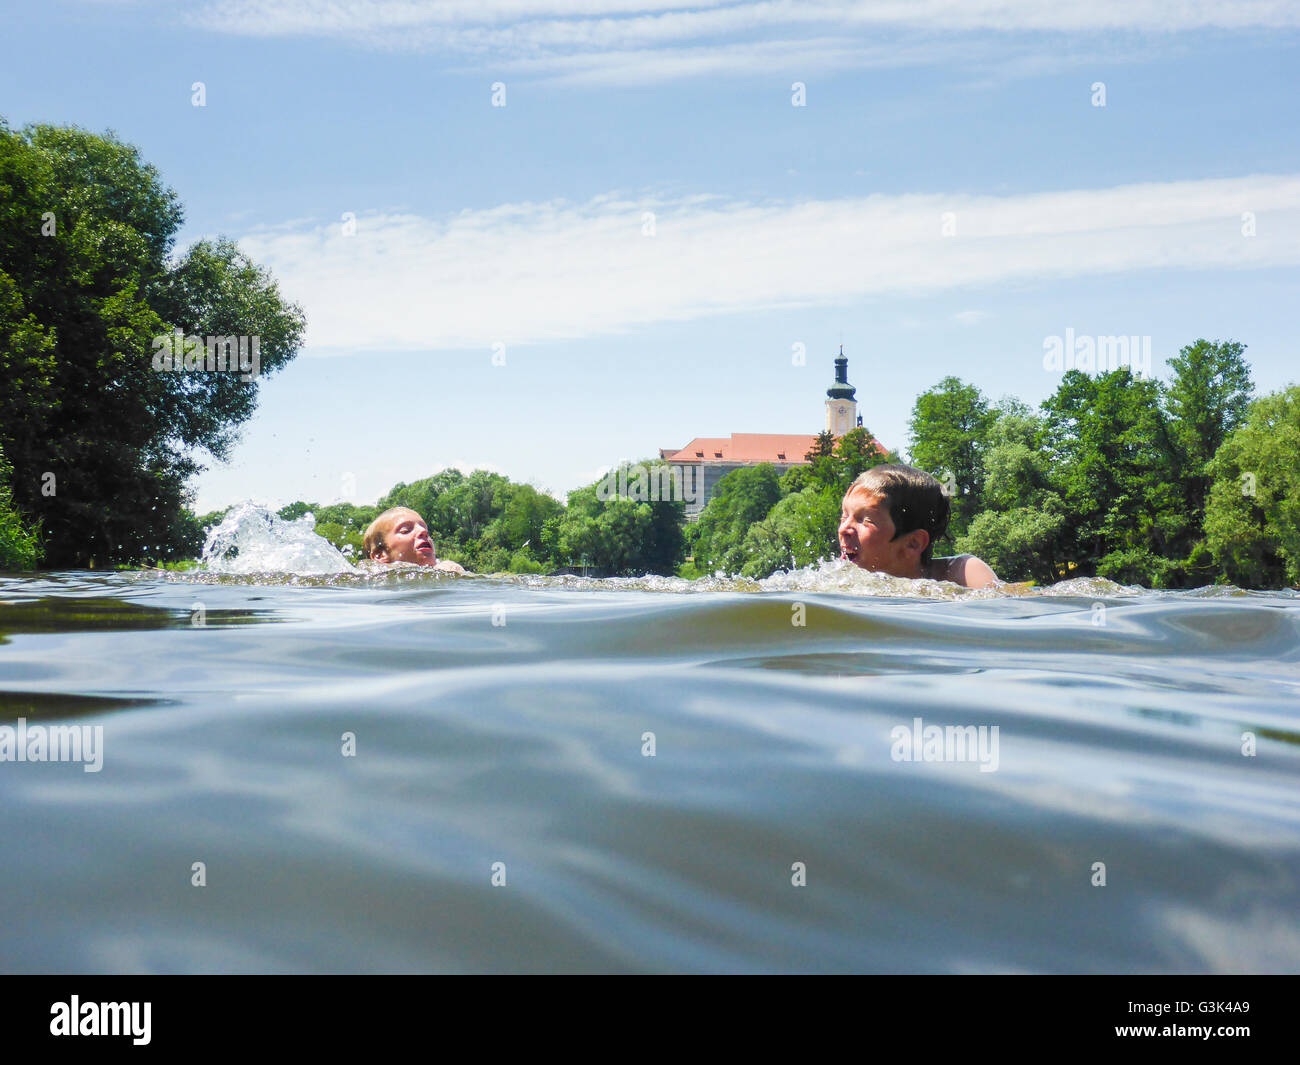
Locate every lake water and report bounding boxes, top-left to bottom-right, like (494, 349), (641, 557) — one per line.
(2, 508), (1298, 973)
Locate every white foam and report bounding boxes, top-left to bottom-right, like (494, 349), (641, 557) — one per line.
(200, 502), (356, 575)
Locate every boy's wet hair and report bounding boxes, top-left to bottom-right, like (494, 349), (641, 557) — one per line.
(847, 465), (950, 565)
(363, 507), (416, 558)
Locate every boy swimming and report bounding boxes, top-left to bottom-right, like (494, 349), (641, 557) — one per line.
(838, 465), (999, 589)
(363, 507), (466, 572)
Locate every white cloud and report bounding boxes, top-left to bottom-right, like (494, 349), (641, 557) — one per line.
(494, 35), (981, 86)
(954, 309), (991, 325)
(176, 1), (1300, 82)
(232, 174), (1300, 353)
(189, 1), (1300, 38)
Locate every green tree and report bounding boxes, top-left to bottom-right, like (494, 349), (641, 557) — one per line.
(0, 120), (305, 566)
(546, 461), (686, 576)
(481, 482), (564, 561)
(687, 463), (782, 575)
(737, 485), (841, 578)
(956, 406), (1068, 584)
(1040, 368), (1180, 585)
(832, 426), (889, 495)
(907, 377), (995, 539)
(804, 431), (837, 487)
(778, 464), (814, 495)
(1162, 339), (1254, 576)
(1166, 339), (1254, 487)
(0, 444), (42, 569)
(1203, 386), (1300, 588)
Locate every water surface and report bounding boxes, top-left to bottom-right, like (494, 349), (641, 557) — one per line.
(1, 561), (1298, 973)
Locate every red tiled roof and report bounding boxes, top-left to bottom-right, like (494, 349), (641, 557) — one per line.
(664, 432), (888, 465)
(664, 434), (812, 464)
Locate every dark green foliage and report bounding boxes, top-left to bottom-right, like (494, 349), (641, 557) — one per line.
(956, 342), (1288, 589)
(554, 461), (686, 576)
(0, 119), (304, 567)
(1039, 368), (1179, 580)
(687, 464), (783, 575)
(955, 407), (1068, 584)
(0, 444), (42, 569)
(804, 430), (837, 487)
(736, 485), (841, 577)
(831, 426), (890, 496)
(1162, 339), (1254, 578)
(1203, 386), (1300, 587)
(908, 376), (995, 540)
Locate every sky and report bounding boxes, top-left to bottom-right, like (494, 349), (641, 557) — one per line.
(3, 1), (1298, 513)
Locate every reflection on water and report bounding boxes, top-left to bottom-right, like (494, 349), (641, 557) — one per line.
(0, 565), (1297, 973)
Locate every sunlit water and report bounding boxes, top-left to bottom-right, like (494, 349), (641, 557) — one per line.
(1, 504), (1298, 972)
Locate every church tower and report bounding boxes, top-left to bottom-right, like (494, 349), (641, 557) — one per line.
(825, 346), (858, 435)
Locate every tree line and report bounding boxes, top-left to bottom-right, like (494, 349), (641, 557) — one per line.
(919, 341), (1297, 589)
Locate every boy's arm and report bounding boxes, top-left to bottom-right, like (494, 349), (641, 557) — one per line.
(434, 559), (467, 574)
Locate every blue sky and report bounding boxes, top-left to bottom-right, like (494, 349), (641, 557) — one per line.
(3, 1), (1298, 512)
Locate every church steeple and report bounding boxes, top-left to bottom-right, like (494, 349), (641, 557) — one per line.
(827, 345), (856, 401)
(825, 345), (858, 435)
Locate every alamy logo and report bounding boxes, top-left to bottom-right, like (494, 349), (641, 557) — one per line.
(595, 463), (702, 504)
(151, 329), (260, 381)
(1042, 328), (1151, 378)
(50, 996), (151, 1045)
(890, 716), (1000, 772)
(0, 718), (103, 772)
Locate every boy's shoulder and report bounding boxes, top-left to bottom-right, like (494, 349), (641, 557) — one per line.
(930, 554), (999, 589)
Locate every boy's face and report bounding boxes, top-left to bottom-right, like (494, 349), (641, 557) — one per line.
(372, 508), (435, 565)
(838, 487), (927, 576)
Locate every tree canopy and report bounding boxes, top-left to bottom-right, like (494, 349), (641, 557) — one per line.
(908, 376), (995, 543)
(0, 119), (304, 567)
(1203, 385), (1300, 587)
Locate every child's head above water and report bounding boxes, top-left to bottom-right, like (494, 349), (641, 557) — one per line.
(364, 507), (468, 572)
(838, 464), (951, 576)
(363, 507), (437, 565)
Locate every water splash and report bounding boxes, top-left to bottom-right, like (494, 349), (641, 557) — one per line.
(174, 525), (1280, 599)
(200, 502), (356, 575)
(493, 558), (1148, 599)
